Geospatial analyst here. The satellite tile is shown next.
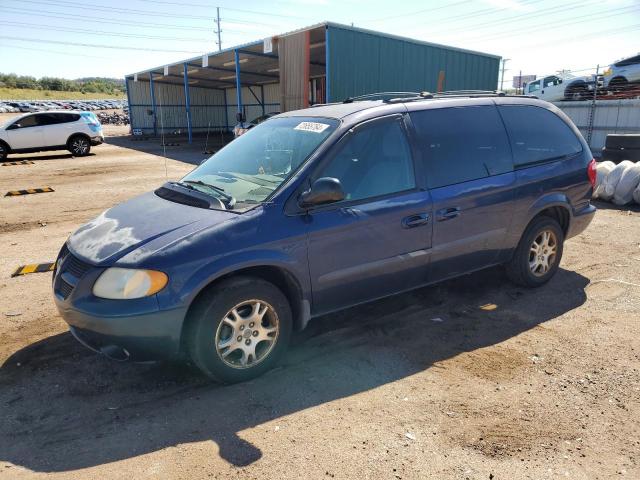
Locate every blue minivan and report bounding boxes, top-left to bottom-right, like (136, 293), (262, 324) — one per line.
(53, 93), (596, 382)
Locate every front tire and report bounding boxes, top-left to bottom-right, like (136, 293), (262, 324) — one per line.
(186, 276), (292, 383)
(68, 135), (91, 156)
(0, 142), (8, 161)
(506, 216), (564, 288)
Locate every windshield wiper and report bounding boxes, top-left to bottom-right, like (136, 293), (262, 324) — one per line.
(180, 180), (236, 208)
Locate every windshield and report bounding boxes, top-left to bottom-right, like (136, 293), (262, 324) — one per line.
(182, 116), (339, 208)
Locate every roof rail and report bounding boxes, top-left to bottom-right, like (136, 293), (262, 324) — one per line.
(343, 92), (422, 103)
(311, 90), (537, 108)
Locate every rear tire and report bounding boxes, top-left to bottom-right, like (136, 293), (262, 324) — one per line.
(505, 216), (564, 288)
(0, 142), (8, 161)
(185, 276), (292, 383)
(68, 135), (91, 157)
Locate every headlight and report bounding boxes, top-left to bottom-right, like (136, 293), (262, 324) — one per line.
(602, 69), (612, 77)
(93, 268), (168, 300)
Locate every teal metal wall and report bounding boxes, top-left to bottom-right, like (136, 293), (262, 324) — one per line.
(327, 25), (500, 101)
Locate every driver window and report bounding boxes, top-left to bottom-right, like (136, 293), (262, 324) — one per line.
(318, 118), (415, 202)
(528, 80), (541, 92)
(11, 115), (38, 129)
(544, 76), (559, 87)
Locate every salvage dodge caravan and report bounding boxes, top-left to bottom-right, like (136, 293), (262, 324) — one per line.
(53, 93), (596, 383)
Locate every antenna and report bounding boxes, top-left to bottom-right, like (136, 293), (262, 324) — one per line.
(214, 7), (222, 52)
(157, 85), (168, 179)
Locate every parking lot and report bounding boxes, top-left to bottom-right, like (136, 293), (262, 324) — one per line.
(1, 130), (639, 479)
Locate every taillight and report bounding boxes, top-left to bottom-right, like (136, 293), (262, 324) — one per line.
(587, 158), (597, 188)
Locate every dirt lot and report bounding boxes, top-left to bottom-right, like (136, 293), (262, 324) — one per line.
(1, 128), (639, 480)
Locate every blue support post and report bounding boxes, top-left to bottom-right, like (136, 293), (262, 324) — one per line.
(260, 85), (265, 116)
(325, 26), (330, 103)
(149, 71), (157, 136)
(223, 88), (229, 132)
(183, 62), (193, 144)
(234, 49), (243, 123)
(125, 77), (134, 132)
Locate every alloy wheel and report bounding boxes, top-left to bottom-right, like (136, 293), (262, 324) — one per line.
(215, 300), (279, 369)
(529, 229), (558, 277)
(72, 138), (89, 155)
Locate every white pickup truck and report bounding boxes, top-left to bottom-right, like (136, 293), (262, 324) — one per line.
(523, 73), (600, 101)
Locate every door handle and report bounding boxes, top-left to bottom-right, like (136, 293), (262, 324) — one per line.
(436, 207), (461, 221)
(402, 213), (429, 228)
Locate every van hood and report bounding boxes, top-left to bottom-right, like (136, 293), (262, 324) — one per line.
(67, 191), (235, 265)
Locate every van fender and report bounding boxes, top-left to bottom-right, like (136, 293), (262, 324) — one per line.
(504, 193), (573, 254)
(174, 248), (312, 320)
(527, 192), (573, 220)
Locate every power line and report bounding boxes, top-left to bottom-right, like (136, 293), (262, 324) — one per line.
(398, 0), (545, 30)
(0, 6), (213, 31)
(404, 0), (566, 35)
(462, 4), (639, 43)
(14, 0), (221, 21)
(0, 43), (114, 60)
(365, 0), (474, 23)
(1, 21), (212, 42)
(511, 22), (640, 50)
(15, 0), (290, 26)
(0, 36), (204, 54)
(133, 0), (316, 20)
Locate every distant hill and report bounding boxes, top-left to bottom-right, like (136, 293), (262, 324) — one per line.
(0, 73), (126, 95)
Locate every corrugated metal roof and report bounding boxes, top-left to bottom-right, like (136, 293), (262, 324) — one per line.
(127, 21), (500, 78)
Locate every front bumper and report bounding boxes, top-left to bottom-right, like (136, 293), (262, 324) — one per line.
(53, 247), (186, 361)
(58, 303), (186, 361)
(90, 135), (104, 146)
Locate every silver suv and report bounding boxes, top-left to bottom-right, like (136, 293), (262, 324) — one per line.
(603, 54), (640, 91)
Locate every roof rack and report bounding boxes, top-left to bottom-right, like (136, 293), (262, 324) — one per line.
(310, 91), (536, 108)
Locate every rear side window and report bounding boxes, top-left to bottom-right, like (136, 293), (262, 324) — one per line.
(615, 55), (640, 67)
(410, 105), (513, 189)
(13, 115), (38, 128)
(498, 105), (582, 167)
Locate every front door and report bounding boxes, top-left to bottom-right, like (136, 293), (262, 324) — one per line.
(408, 104), (516, 281)
(6, 114), (44, 150)
(305, 115), (433, 314)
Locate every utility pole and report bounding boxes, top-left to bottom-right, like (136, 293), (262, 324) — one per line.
(500, 58), (510, 91)
(215, 7), (222, 51)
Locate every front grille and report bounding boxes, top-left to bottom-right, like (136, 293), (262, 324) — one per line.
(54, 244), (93, 300)
(58, 278), (74, 299)
(65, 254), (91, 278)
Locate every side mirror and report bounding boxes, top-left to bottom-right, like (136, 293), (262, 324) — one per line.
(558, 79), (563, 84)
(235, 112), (246, 123)
(7, 123), (20, 130)
(299, 177), (345, 208)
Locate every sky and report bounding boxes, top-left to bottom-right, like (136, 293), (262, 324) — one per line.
(0, 0), (638, 87)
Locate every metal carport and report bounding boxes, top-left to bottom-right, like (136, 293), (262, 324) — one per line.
(125, 22), (500, 143)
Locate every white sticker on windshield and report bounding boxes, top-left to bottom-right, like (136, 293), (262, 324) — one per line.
(294, 121), (330, 133)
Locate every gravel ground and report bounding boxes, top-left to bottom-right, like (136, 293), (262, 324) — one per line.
(0, 130), (639, 480)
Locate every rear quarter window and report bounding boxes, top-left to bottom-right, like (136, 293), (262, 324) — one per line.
(498, 105), (582, 167)
(409, 105), (513, 189)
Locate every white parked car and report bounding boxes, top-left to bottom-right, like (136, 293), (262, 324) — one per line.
(603, 54), (640, 91)
(0, 111), (104, 160)
(523, 73), (600, 101)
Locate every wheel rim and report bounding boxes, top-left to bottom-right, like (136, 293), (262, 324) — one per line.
(215, 300), (279, 369)
(72, 138), (88, 155)
(529, 229), (558, 277)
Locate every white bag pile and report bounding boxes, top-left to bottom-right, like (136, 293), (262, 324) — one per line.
(593, 161), (615, 199)
(595, 160), (640, 205)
